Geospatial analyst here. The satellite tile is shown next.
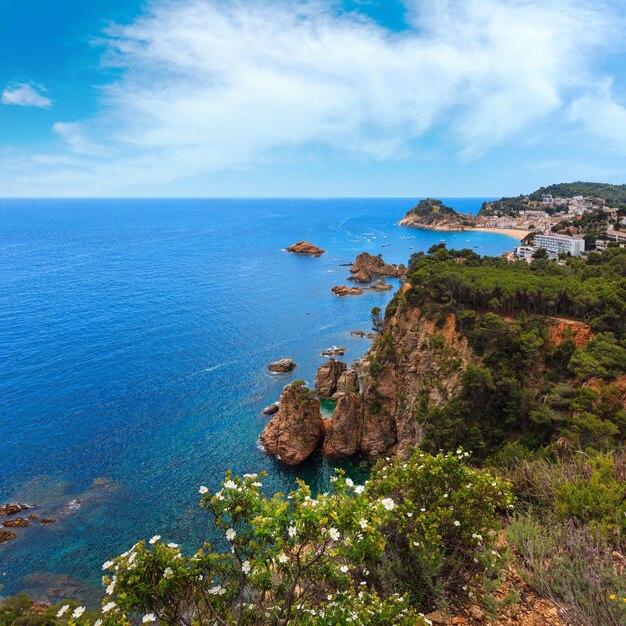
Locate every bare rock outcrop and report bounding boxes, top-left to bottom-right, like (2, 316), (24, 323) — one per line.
(335, 369), (359, 395)
(268, 358), (297, 373)
(286, 241), (325, 256)
(323, 392), (365, 459)
(0, 503), (29, 516)
(332, 285), (364, 296)
(315, 359), (347, 397)
(349, 252), (408, 283)
(260, 382), (324, 465)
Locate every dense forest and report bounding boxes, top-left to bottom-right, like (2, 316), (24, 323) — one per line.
(403, 245), (626, 459)
(479, 181), (626, 216)
(406, 198), (459, 217)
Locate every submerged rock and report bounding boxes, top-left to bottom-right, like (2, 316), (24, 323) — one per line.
(315, 359), (347, 397)
(268, 358), (297, 373)
(321, 345), (346, 357)
(260, 382), (324, 465)
(0, 503), (29, 516)
(2, 517), (29, 528)
(332, 285), (364, 297)
(0, 529), (17, 544)
(286, 241), (325, 256)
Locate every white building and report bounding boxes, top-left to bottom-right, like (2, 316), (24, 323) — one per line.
(514, 246), (536, 260)
(533, 233), (586, 257)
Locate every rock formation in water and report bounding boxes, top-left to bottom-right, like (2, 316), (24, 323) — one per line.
(314, 359), (347, 397)
(349, 252), (408, 283)
(262, 403), (279, 415)
(332, 285), (364, 296)
(370, 277), (393, 291)
(260, 381), (324, 465)
(286, 241), (325, 256)
(323, 392), (364, 459)
(268, 358), (297, 373)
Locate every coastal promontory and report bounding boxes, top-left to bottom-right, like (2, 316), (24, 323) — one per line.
(399, 198), (475, 231)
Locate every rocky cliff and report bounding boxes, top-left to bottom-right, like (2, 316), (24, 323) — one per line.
(325, 284), (474, 458)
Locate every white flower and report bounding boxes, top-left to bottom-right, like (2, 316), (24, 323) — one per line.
(163, 567), (173, 578)
(224, 480), (237, 489)
(167, 543), (178, 549)
(329, 528), (340, 541)
(288, 526), (297, 538)
(215, 490), (224, 500)
(345, 478), (354, 488)
(208, 585), (222, 595)
(143, 613), (157, 623)
(102, 602), (116, 613)
(407, 512), (413, 518)
(381, 498), (395, 511)
(277, 553), (289, 564)
(72, 607), (86, 619)
(454, 520), (461, 527)
(102, 560), (114, 570)
(149, 535), (161, 544)
(340, 565), (349, 573)
(359, 518), (368, 530)
(253, 482), (262, 487)
(106, 580), (116, 595)
(199, 485), (208, 494)
(242, 560), (251, 574)
(330, 476), (338, 483)
(226, 528), (236, 541)
(56, 605), (70, 618)
(94, 621), (102, 626)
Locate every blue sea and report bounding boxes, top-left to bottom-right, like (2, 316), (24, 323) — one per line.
(0, 198), (514, 602)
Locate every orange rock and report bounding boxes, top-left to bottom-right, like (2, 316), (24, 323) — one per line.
(547, 318), (593, 347)
(286, 241), (325, 256)
(331, 285), (364, 296)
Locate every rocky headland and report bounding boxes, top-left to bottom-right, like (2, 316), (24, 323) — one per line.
(349, 252), (408, 283)
(399, 198), (475, 231)
(286, 241), (325, 256)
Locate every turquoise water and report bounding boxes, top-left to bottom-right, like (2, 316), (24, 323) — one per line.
(0, 198), (513, 601)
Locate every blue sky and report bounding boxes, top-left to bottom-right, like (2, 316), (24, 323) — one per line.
(1, 0), (626, 197)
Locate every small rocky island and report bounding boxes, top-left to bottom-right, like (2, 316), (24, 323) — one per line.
(267, 358), (297, 373)
(286, 241), (325, 256)
(331, 285), (364, 296)
(399, 198), (475, 231)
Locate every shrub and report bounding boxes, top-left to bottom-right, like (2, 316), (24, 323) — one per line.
(365, 450), (514, 610)
(508, 513), (626, 626)
(93, 471), (430, 625)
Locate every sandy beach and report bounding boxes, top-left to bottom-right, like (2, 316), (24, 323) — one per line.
(469, 227), (531, 241)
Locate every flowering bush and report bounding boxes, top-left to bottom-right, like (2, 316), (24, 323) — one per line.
(366, 449), (514, 608)
(28, 452), (512, 624)
(93, 471), (430, 625)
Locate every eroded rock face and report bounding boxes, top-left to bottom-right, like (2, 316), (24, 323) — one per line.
(358, 290), (474, 457)
(268, 359), (297, 373)
(315, 359), (347, 397)
(349, 252), (408, 284)
(332, 285), (364, 296)
(260, 382), (324, 465)
(370, 277), (393, 291)
(286, 241), (325, 256)
(337, 369), (359, 394)
(323, 392), (364, 459)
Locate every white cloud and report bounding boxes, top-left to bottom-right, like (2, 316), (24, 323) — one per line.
(569, 81), (626, 151)
(2, 82), (52, 109)
(4, 0), (624, 194)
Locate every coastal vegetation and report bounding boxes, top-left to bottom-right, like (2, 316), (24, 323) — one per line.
(399, 199), (475, 230)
